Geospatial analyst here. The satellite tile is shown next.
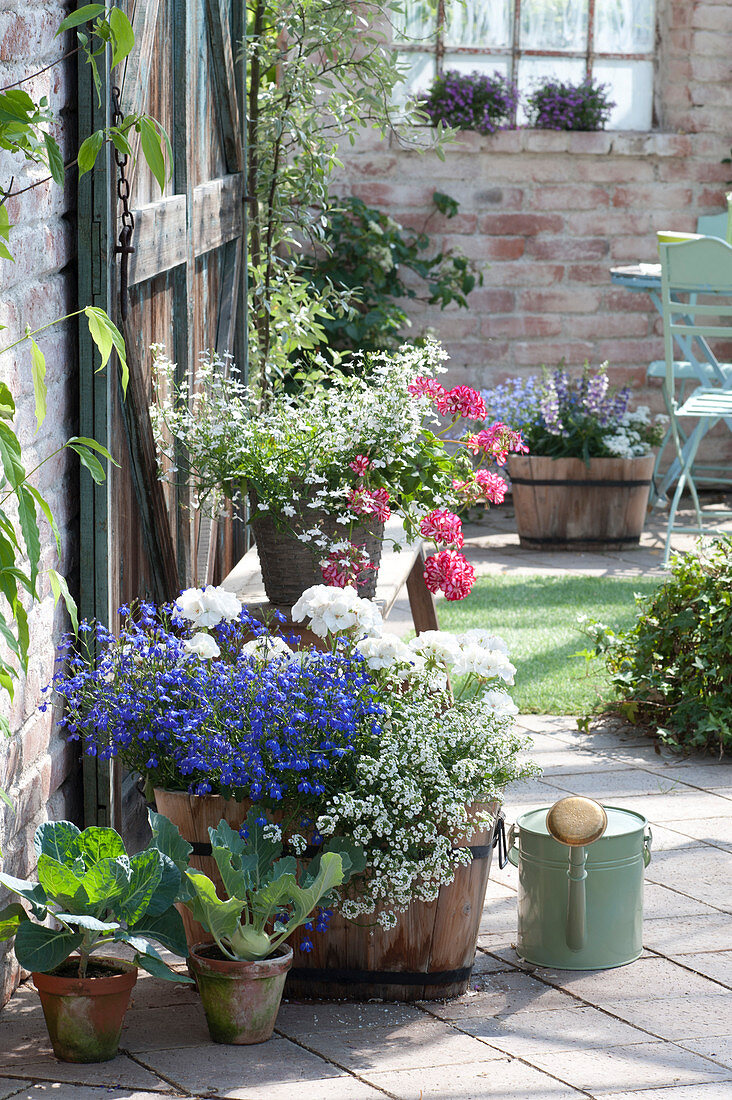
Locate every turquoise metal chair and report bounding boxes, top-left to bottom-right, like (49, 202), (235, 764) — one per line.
(657, 237), (732, 566)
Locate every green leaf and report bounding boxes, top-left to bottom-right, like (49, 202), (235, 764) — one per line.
(48, 569), (78, 633)
(28, 338), (46, 430)
(139, 117), (167, 194)
(16, 486), (40, 588)
(79, 855), (131, 905)
(0, 380), (15, 418)
(185, 871), (244, 944)
(0, 420), (25, 488)
(34, 820), (82, 864)
(66, 442), (106, 484)
(0, 872), (47, 919)
(131, 944), (193, 983)
(13, 922), (83, 973)
(26, 486), (61, 556)
(109, 7), (135, 67)
(118, 849), (162, 924)
(142, 853), (181, 916)
(77, 129), (104, 177)
(36, 854), (84, 903)
(83, 306), (128, 393)
(0, 902), (28, 940)
(57, 5), (106, 34)
(128, 904), (189, 958)
(44, 133), (64, 185)
(55, 913), (120, 934)
(147, 809), (192, 870)
(76, 826), (126, 867)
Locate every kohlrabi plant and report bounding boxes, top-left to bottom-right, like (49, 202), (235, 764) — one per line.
(151, 808), (366, 961)
(0, 821), (191, 979)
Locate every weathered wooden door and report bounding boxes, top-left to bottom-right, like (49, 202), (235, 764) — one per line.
(77, 0), (247, 830)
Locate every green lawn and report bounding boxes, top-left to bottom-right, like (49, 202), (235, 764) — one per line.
(436, 574), (662, 715)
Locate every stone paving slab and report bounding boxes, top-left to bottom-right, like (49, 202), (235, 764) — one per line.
(594, 993), (732, 1042)
(0, 1082), (30, 1100)
(9, 1091), (183, 1100)
(668, 950), (732, 985)
(603, 1086), (732, 1100)
(449, 1004), (651, 1057)
(679, 1036), (732, 1070)
(0, 1058), (169, 1091)
(361, 1058), (587, 1099)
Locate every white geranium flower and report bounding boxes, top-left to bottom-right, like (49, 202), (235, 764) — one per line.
(355, 633), (414, 670)
(453, 644), (516, 684)
(481, 689), (520, 719)
(456, 629), (510, 655)
(240, 636), (294, 663)
(176, 585), (241, 627)
(184, 632), (221, 659)
(291, 584), (383, 638)
(409, 630), (462, 666)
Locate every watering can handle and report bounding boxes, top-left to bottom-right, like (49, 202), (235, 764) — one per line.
(506, 822), (519, 867)
(643, 825), (653, 867)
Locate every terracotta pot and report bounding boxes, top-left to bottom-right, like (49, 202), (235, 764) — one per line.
(32, 957), (137, 1063)
(189, 943), (293, 1044)
(507, 454), (655, 551)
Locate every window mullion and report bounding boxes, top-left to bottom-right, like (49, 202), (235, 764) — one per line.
(587, 0), (596, 77)
(436, 0), (445, 75)
(512, 0), (522, 124)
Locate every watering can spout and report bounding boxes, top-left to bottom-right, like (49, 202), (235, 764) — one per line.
(546, 797), (608, 954)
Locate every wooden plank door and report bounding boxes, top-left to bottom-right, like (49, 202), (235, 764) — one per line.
(77, 0), (247, 832)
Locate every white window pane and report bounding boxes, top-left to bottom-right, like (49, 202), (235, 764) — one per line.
(592, 59), (653, 129)
(393, 1), (437, 42)
(392, 51), (436, 109)
(594, 0), (655, 54)
(517, 56), (586, 123)
(442, 55), (511, 79)
(444, 0), (513, 48)
(520, 0), (588, 52)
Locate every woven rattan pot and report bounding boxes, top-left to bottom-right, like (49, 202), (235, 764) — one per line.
(251, 496), (384, 605)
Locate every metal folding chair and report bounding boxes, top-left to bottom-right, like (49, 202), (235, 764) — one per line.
(657, 237), (732, 566)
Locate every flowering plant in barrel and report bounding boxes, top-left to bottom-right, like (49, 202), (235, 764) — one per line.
(151, 340), (526, 602)
(47, 582), (535, 936)
(481, 363), (665, 463)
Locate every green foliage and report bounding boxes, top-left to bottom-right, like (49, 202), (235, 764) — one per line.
(0, 820), (191, 979)
(242, 0), (452, 388)
(299, 194), (481, 352)
(150, 808), (365, 961)
(582, 538), (732, 754)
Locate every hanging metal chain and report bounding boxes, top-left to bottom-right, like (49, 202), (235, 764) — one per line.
(111, 85), (135, 321)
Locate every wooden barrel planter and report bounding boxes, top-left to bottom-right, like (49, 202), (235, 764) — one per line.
(286, 803), (503, 1002)
(153, 789), (250, 946)
(506, 454), (655, 551)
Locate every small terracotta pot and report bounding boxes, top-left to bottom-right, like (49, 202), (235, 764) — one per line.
(32, 957), (137, 1063)
(189, 942), (293, 1044)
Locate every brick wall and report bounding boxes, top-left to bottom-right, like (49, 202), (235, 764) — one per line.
(0, 1), (80, 1004)
(335, 0), (732, 434)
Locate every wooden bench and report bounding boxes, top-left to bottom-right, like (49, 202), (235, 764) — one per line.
(221, 517), (439, 634)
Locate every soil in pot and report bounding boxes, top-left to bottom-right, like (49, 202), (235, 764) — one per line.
(189, 942), (293, 1045)
(32, 956), (137, 1063)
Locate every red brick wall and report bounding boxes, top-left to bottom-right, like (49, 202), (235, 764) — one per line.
(0, 2), (80, 1003)
(335, 0), (732, 424)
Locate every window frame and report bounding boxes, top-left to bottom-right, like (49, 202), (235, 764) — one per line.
(397, 0), (656, 127)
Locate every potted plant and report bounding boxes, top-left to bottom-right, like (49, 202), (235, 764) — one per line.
(0, 820), (190, 1062)
(149, 808), (364, 1043)
(417, 70), (519, 134)
(150, 340), (527, 603)
(525, 76), (614, 131)
(482, 364), (666, 550)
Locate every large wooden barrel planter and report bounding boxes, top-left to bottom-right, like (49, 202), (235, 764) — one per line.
(286, 803), (502, 1002)
(506, 454), (655, 551)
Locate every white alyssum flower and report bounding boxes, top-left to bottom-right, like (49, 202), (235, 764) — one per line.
(291, 584), (383, 639)
(183, 632), (221, 659)
(176, 585), (241, 627)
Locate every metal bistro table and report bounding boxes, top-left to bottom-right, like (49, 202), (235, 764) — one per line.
(610, 261), (732, 503)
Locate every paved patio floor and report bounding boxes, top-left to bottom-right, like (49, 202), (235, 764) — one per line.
(1, 713), (730, 1100)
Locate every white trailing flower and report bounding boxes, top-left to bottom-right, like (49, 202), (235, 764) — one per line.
(176, 585), (241, 627)
(183, 632), (221, 659)
(291, 584), (383, 639)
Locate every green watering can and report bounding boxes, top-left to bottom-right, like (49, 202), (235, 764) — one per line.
(507, 796), (652, 970)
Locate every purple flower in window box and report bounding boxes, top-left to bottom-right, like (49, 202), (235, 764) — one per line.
(417, 70), (518, 135)
(525, 76), (614, 132)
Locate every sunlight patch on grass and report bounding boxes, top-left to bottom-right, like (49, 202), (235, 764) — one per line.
(437, 574), (661, 715)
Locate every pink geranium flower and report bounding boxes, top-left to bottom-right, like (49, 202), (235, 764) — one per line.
(348, 486), (391, 523)
(436, 385), (487, 421)
(321, 544), (375, 588)
(407, 376), (446, 401)
(453, 471), (508, 505)
(423, 549), (475, 601)
(349, 454), (372, 477)
(419, 508), (464, 549)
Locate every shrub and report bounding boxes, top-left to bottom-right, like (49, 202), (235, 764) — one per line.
(417, 70), (518, 135)
(583, 538), (732, 754)
(525, 76), (614, 131)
